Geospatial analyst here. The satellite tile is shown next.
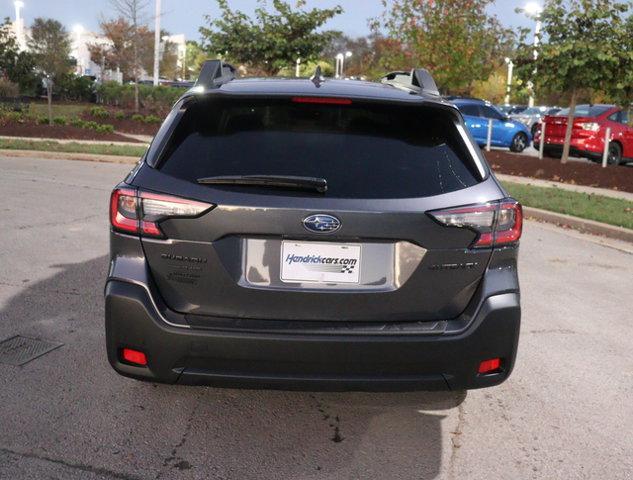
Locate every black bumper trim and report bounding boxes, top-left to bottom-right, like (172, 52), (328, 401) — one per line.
(105, 280), (520, 391)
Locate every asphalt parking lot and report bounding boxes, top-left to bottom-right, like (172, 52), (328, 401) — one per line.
(0, 155), (632, 480)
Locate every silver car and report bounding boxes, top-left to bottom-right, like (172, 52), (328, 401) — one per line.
(511, 106), (561, 137)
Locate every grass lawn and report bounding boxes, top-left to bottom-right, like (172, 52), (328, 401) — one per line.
(28, 103), (92, 118)
(0, 138), (146, 158)
(502, 181), (633, 230)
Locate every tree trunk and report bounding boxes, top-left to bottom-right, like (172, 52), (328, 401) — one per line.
(561, 88), (577, 164)
(134, 79), (139, 113)
(46, 81), (53, 126)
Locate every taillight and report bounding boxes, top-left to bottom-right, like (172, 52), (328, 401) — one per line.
(429, 200), (522, 248)
(110, 187), (213, 238)
(577, 121), (600, 132)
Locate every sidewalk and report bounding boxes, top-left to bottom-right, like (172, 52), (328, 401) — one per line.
(0, 135), (149, 147)
(496, 173), (633, 202)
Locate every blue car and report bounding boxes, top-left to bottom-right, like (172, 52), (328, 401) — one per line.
(452, 99), (531, 153)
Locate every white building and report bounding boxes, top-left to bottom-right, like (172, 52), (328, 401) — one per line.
(9, 1), (187, 83)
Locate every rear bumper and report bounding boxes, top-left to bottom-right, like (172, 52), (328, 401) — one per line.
(105, 280), (521, 391)
(535, 139), (603, 159)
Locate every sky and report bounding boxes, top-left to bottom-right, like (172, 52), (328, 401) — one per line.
(1, 0), (538, 41)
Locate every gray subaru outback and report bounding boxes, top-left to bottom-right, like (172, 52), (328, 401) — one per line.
(105, 61), (522, 391)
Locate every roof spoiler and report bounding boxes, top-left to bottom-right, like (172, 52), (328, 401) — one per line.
(381, 68), (440, 96)
(195, 60), (237, 89)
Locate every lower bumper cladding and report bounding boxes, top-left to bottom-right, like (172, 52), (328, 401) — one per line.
(105, 280), (520, 392)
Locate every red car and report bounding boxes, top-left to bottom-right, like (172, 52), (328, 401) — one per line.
(533, 104), (633, 165)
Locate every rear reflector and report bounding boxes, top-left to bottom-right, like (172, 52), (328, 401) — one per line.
(478, 358), (501, 374)
(110, 187), (214, 238)
(429, 199), (522, 248)
(121, 348), (147, 366)
(292, 96), (352, 105)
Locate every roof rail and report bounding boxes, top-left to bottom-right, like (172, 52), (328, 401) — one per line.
(381, 68), (440, 96)
(195, 60), (237, 89)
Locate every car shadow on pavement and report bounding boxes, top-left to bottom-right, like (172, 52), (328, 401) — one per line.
(0, 255), (466, 480)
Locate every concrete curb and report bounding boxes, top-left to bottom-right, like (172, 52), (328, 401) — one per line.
(0, 135), (148, 147)
(497, 173), (633, 202)
(0, 149), (139, 164)
(524, 206), (633, 244)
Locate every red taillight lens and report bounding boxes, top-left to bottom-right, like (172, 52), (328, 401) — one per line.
(429, 199), (522, 248)
(110, 188), (138, 234)
(110, 187), (213, 238)
(478, 358), (502, 374)
(292, 96), (352, 105)
(121, 348), (147, 366)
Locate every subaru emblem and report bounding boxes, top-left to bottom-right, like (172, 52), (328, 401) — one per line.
(303, 214), (341, 233)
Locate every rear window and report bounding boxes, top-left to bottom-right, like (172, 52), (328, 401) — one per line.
(557, 105), (612, 117)
(156, 97), (481, 198)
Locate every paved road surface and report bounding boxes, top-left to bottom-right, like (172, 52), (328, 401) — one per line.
(0, 155), (631, 480)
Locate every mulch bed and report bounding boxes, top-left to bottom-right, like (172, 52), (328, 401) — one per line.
(83, 112), (160, 136)
(0, 123), (142, 143)
(485, 150), (633, 194)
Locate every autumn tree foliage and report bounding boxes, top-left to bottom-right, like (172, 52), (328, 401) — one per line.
(372, 0), (514, 94)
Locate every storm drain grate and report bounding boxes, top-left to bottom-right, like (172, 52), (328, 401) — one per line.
(0, 335), (63, 366)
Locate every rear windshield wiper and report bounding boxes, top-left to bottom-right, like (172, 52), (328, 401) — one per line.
(197, 175), (328, 193)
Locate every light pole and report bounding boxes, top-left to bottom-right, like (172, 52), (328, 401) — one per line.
(295, 57), (301, 77)
(153, 0), (162, 86)
(504, 57), (514, 106)
(335, 51), (352, 78)
(72, 24), (85, 75)
(524, 2), (542, 108)
(13, 1), (25, 51)
(341, 51), (352, 78)
(335, 53), (343, 78)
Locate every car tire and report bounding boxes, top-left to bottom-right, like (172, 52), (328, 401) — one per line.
(607, 142), (622, 165)
(543, 148), (561, 159)
(510, 132), (528, 153)
(531, 124), (539, 138)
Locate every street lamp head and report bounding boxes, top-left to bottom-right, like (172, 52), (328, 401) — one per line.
(73, 24), (85, 35)
(14, 1), (25, 9)
(345, 51), (352, 58)
(336, 53), (344, 60)
(524, 2), (542, 15)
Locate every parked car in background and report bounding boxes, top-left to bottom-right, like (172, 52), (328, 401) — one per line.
(453, 98), (531, 152)
(533, 104), (633, 165)
(511, 106), (561, 137)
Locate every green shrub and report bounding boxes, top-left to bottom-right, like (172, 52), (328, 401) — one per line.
(35, 115), (49, 125)
(89, 106), (110, 118)
(131, 113), (144, 122)
(114, 111), (126, 120)
(142, 114), (161, 124)
(0, 78), (20, 97)
(3, 111), (24, 123)
(95, 124), (115, 133)
(52, 116), (68, 125)
(83, 120), (100, 130)
(70, 117), (85, 128)
(56, 74), (95, 102)
(95, 82), (181, 111)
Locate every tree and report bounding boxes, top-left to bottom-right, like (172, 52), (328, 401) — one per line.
(110, 0), (149, 112)
(199, 0), (343, 75)
(608, 12), (633, 118)
(184, 40), (208, 80)
(27, 18), (72, 125)
(0, 18), (37, 94)
(514, 0), (629, 163)
(372, 0), (514, 94)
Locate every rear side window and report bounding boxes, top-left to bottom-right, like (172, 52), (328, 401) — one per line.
(457, 104), (480, 117)
(557, 105), (612, 117)
(156, 98), (482, 199)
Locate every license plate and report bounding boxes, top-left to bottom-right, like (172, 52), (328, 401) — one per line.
(280, 241), (361, 284)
